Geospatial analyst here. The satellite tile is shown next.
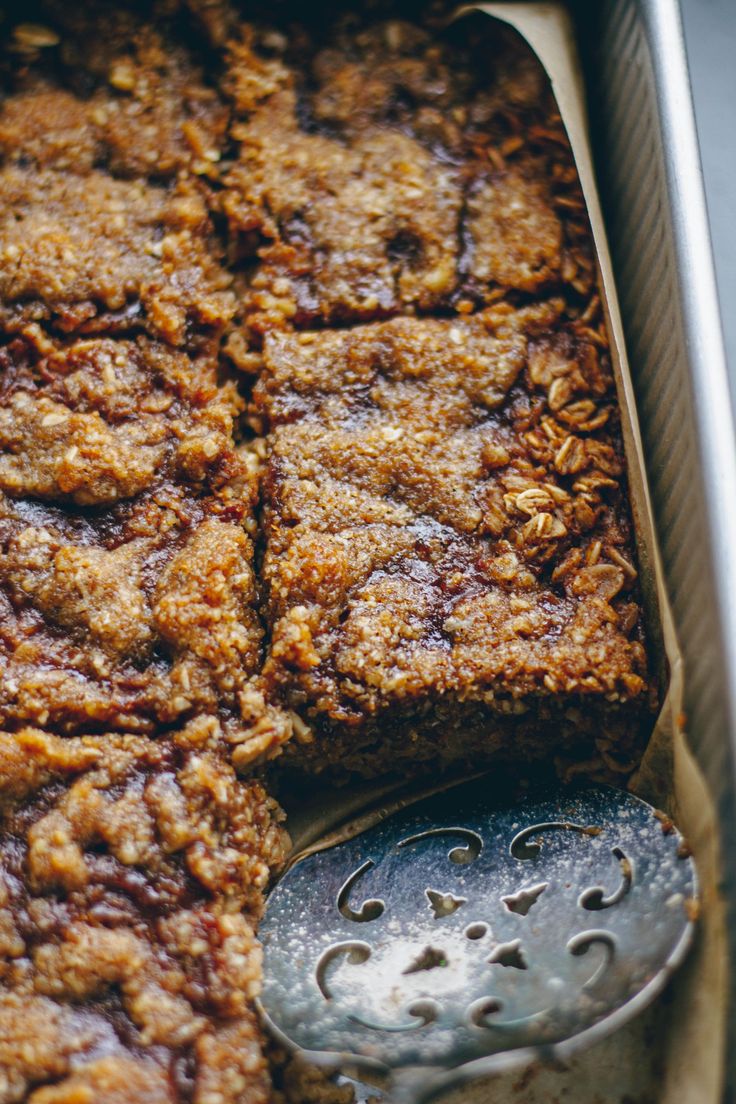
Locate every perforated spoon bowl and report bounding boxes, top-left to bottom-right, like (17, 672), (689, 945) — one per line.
(259, 778), (697, 1104)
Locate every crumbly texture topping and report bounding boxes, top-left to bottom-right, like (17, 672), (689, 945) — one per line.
(0, 3), (228, 179)
(255, 302), (650, 733)
(0, 170), (234, 345)
(221, 19), (592, 339)
(0, 728), (288, 1104)
(0, 7), (298, 1096)
(0, 481), (271, 742)
(0, 321), (265, 746)
(0, 331), (244, 504)
(0, 3), (654, 1100)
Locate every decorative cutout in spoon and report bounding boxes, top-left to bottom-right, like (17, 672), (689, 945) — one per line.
(259, 780), (697, 1104)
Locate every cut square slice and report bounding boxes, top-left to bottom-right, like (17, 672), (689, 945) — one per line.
(0, 479), (266, 745)
(0, 169), (233, 346)
(0, 5), (229, 180)
(255, 303), (654, 778)
(0, 331), (244, 506)
(222, 19), (593, 339)
(0, 728), (287, 1104)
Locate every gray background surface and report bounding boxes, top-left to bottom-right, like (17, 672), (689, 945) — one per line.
(680, 0), (736, 388)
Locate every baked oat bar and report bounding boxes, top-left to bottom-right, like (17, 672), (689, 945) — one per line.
(0, 3), (228, 180)
(0, 478), (270, 744)
(0, 17), (227, 339)
(0, 7), (235, 345)
(0, 170), (233, 346)
(221, 19), (593, 340)
(0, 728), (288, 1104)
(0, 330), (244, 506)
(0, 318), (290, 752)
(255, 301), (653, 777)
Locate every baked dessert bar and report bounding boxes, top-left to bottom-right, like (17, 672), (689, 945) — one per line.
(0, 728), (287, 1103)
(0, 4), (233, 344)
(0, 2), (228, 180)
(0, 329), (270, 744)
(0, 2), (655, 1100)
(222, 19), (593, 341)
(0, 333), (243, 505)
(0, 171), (233, 346)
(255, 300), (651, 777)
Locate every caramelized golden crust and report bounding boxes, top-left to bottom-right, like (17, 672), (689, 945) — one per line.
(0, 331), (244, 505)
(0, 729), (288, 1104)
(221, 19), (593, 339)
(0, 5), (228, 179)
(0, 169), (233, 346)
(254, 302), (652, 774)
(0, 481), (274, 745)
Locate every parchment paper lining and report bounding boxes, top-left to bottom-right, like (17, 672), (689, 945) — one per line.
(280, 6), (726, 1100)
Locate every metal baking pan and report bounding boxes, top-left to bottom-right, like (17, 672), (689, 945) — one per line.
(576, 1), (736, 1098)
(339, 1), (736, 1099)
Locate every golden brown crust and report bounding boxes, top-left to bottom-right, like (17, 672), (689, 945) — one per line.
(0, 284), (273, 750)
(0, 3), (653, 1098)
(0, 729), (288, 1104)
(0, 331), (243, 505)
(0, 170), (234, 346)
(0, 5), (266, 747)
(220, 19), (593, 340)
(0, 5), (228, 180)
(254, 302), (653, 773)
(0, 5), (234, 349)
(0, 483), (272, 742)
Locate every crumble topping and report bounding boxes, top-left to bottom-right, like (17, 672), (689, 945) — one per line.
(0, 332), (243, 504)
(221, 20), (592, 339)
(0, 170), (233, 345)
(0, 3), (654, 1098)
(0, 4), (228, 179)
(0, 484), (272, 743)
(254, 302), (650, 770)
(0, 728), (288, 1104)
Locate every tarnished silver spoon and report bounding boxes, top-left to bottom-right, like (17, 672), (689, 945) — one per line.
(259, 778), (697, 1104)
